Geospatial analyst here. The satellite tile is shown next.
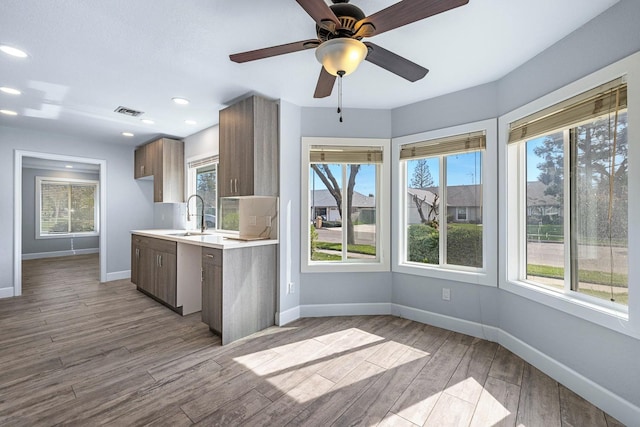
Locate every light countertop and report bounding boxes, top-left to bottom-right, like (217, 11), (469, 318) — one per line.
(131, 229), (278, 249)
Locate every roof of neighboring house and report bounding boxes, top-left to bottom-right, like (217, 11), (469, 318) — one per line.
(526, 181), (561, 207)
(310, 190), (375, 208)
(408, 182), (560, 208)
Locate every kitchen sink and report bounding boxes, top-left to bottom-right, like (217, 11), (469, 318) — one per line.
(168, 231), (212, 237)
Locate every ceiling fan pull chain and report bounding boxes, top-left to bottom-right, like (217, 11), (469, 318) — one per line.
(337, 70), (345, 122)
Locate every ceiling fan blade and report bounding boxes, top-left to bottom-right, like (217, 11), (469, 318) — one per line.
(230, 39), (320, 63)
(364, 42), (428, 82)
(356, 0), (468, 37)
(314, 67), (336, 98)
(296, 0), (341, 32)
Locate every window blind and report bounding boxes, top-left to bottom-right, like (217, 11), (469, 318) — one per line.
(508, 77), (627, 144)
(399, 130), (486, 160)
(188, 155), (219, 169)
(310, 146), (383, 163)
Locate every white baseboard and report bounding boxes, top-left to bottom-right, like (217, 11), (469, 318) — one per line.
(277, 306), (301, 326)
(300, 302), (391, 318)
(498, 329), (640, 427)
(22, 248), (99, 260)
(105, 270), (131, 282)
(0, 287), (14, 299)
(391, 303), (501, 342)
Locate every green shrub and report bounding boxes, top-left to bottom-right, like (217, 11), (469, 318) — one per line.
(222, 212), (239, 230)
(447, 224), (482, 267)
(408, 224), (439, 264)
(310, 225), (318, 257)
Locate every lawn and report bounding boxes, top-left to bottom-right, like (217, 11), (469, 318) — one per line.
(527, 264), (628, 287)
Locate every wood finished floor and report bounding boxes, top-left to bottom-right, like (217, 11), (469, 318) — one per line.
(0, 254), (624, 426)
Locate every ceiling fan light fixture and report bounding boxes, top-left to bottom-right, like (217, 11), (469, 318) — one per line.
(315, 38), (367, 76)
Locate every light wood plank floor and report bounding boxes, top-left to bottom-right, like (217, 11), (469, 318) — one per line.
(0, 254), (625, 426)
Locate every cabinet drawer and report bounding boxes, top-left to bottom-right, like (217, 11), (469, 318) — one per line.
(202, 247), (222, 266)
(132, 235), (176, 254)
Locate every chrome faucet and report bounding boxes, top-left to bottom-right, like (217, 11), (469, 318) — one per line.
(186, 194), (206, 233)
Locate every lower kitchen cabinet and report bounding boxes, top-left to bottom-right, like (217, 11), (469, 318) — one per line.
(201, 244), (276, 345)
(131, 234), (178, 312)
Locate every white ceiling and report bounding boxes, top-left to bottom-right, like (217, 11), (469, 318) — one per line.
(0, 0), (619, 146)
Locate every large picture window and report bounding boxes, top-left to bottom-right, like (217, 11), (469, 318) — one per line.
(508, 78), (628, 307)
(36, 177), (99, 238)
(302, 138), (390, 272)
(400, 131), (485, 270)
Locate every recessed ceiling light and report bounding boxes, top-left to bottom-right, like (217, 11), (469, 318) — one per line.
(122, 132), (134, 137)
(185, 120), (197, 125)
(0, 109), (18, 116)
(65, 165), (74, 169)
(0, 45), (28, 58)
(141, 119), (155, 124)
(172, 97), (189, 105)
(0, 86), (21, 95)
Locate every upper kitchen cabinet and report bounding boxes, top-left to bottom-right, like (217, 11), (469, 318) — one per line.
(134, 138), (184, 203)
(218, 95), (278, 197)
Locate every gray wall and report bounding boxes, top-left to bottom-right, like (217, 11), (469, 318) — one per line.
(21, 167), (100, 256)
(1, 125), (155, 290)
(293, 0), (640, 418)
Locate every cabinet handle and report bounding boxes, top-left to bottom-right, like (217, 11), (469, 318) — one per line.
(205, 254), (215, 259)
(141, 165), (145, 174)
(230, 179), (233, 194)
(135, 248), (139, 258)
(158, 255), (163, 267)
(234, 179), (238, 194)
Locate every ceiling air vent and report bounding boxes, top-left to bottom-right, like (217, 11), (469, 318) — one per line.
(114, 106), (144, 117)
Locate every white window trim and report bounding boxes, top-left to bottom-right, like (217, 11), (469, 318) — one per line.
(499, 51), (640, 338)
(392, 119), (498, 287)
(301, 137), (390, 273)
(35, 176), (100, 239)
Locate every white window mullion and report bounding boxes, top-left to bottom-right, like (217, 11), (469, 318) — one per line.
(563, 129), (572, 292)
(342, 164), (348, 261)
(440, 155), (447, 266)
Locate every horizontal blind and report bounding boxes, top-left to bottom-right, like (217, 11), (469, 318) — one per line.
(509, 78), (627, 144)
(310, 146), (383, 163)
(188, 155), (219, 169)
(399, 130), (485, 160)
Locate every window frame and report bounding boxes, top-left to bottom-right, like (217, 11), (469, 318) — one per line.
(393, 119), (498, 286)
(301, 137), (391, 273)
(186, 154), (218, 231)
(35, 176), (100, 239)
(499, 52), (640, 338)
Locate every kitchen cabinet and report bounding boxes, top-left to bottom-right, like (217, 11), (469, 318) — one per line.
(218, 95), (278, 198)
(134, 137), (184, 203)
(201, 244), (276, 345)
(131, 234), (178, 312)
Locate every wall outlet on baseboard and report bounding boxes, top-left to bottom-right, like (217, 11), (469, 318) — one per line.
(442, 288), (451, 301)
(288, 282), (295, 294)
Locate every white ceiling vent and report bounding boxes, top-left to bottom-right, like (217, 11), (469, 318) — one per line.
(114, 106), (144, 117)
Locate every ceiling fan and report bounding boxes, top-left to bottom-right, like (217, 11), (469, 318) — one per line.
(230, 0), (469, 98)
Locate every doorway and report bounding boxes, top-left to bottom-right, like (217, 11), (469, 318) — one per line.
(14, 150), (107, 296)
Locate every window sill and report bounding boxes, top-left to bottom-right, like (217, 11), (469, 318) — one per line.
(502, 279), (637, 339)
(303, 260), (390, 274)
(394, 262), (496, 287)
(37, 232), (99, 240)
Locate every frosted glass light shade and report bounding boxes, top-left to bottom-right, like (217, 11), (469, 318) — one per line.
(315, 38), (367, 76)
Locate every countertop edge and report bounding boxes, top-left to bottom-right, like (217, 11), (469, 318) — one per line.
(131, 229), (278, 249)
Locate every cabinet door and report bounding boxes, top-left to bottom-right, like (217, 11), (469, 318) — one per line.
(137, 245), (155, 295)
(155, 250), (177, 308)
(218, 105), (237, 198)
(131, 239), (140, 285)
(134, 144), (153, 179)
(202, 249), (223, 334)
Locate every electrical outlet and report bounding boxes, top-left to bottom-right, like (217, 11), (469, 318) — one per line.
(442, 288), (451, 301)
(249, 215), (257, 226)
(265, 215), (272, 227)
(288, 282), (295, 294)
